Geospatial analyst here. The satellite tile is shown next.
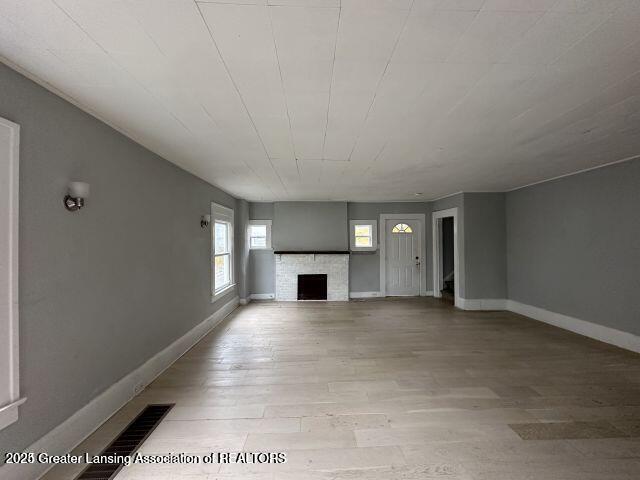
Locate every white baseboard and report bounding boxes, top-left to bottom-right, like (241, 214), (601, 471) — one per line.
(350, 291), (433, 299)
(239, 298), (249, 305)
(349, 291), (381, 299)
(1, 296), (239, 480)
(507, 299), (640, 354)
(456, 297), (640, 353)
(458, 298), (507, 311)
(250, 293), (275, 300)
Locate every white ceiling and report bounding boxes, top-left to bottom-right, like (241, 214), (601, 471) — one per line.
(1, 0), (640, 201)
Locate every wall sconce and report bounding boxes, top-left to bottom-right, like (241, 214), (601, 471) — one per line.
(64, 181), (90, 212)
(201, 214), (211, 229)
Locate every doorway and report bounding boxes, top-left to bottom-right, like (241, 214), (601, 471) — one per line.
(440, 217), (455, 303)
(379, 214), (426, 297)
(432, 208), (460, 307)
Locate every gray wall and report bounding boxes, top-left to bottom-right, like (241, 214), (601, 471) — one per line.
(248, 203), (275, 295)
(431, 193), (507, 300)
(248, 201), (434, 295)
(236, 199), (250, 300)
(348, 202), (432, 293)
(432, 193), (466, 298)
(272, 202), (348, 251)
(464, 193), (506, 299)
(0, 63), (239, 454)
(506, 159), (640, 335)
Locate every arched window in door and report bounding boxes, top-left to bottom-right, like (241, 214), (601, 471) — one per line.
(391, 223), (413, 233)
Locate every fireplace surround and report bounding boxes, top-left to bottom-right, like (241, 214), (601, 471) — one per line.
(275, 252), (349, 301)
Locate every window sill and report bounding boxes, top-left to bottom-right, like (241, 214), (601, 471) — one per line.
(212, 284), (236, 303)
(0, 397), (26, 431)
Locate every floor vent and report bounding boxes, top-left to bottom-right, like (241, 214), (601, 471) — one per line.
(75, 404), (174, 480)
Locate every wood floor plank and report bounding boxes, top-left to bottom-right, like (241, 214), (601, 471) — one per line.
(41, 298), (640, 480)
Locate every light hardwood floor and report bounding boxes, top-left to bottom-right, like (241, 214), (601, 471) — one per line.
(45, 298), (640, 479)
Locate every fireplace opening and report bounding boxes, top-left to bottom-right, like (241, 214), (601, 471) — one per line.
(297, 274), (328, 300)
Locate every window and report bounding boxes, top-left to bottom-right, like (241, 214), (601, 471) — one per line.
(248, 220), (272, 250)
(355, 225), (373, 247)
(392, 223), (413, 233)
(212, 203), (234, 300)
(350, 220), (377, 251)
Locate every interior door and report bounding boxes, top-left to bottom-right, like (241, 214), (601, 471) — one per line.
(385, 219), (420, 296)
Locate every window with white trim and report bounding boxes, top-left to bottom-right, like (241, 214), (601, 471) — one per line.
(350, 220), (377, 251)
(212, 203), (234, 300)
(248, 220), (272, 250)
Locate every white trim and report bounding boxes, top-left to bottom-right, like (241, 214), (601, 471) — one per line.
(211, 202), (233, 219)
(0, 117), (22, 431)
(349, 291), (381, 299)
(432, 208), (461, 308)
(212, 283), (235, 302)
(248, 219), (272, 250)
(379, 213), (427, 297)
(0, 398), (26, 431)
(0, 296), (240, 480)
(212, 202), (235, 302)
(239, 298), (250, 305)
(506, 300), (640, 354)
(250, 293), (275, 300)
(451, 297), (640, 354)
(458, 298), (507, 311)
(349, 220), (377, 252)
(430, 191), (464, 202)
(508, 153), (640, 192)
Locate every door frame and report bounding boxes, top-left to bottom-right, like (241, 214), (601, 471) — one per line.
(379, 213), (427, 297)
(432, 207), (461, 308)
(0, 117), (24, 431)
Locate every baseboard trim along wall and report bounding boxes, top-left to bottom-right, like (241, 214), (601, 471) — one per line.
(457, 298), (507, 310)
(250, 293), (275, 300)
(349, 291), (381, 298)
(506, 299), (640, 354)
(349, 291), (434, 299)
(1, 296), (240, 480)
(456, 297), (640, 354)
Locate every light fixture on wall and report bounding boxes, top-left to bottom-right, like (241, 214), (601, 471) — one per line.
(201, 214), (211, 228)
(64, 181), (90, 212)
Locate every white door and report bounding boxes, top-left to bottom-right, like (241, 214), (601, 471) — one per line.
(385, 219), (420, 296)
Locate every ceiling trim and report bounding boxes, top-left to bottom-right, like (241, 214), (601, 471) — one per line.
(507, 153), (640, 193)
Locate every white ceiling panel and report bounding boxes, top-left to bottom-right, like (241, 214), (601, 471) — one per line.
(551, 0), (625, 14)
(412, 0), (485, 14)
(199, 3), (294, 159)
(505, 12), (609, 65)
(270, 5), (338, 160)
(394, 10), (477, 63)
(335, 7), (408, 63)
(447, 11), (543, 63)
(481, 0), (558, 11)
(269, 0), (339, 7)
(1, 0), (639, 201)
